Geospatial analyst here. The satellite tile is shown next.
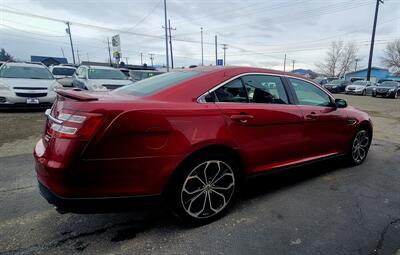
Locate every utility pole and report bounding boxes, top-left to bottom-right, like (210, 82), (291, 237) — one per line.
(60, 47), (65, 58)
(163, 0), (169, 71)
(87, 53), (90, 62)
(125, 57), (129, 64)
(292, 60), (296, 71)
(168, 19), (176, 69)
(65, 22), (76, 65)
(76, 48), (81, 64)
(201, 27), (204, 66)
(149, 53), (154, 66)
(283, 54), (286, 72)
(215, 35), (218, 65)
(222, 44), (227, 66)
(107, 38), (112, 66)
(140, 53), (143, 65)
(367, 0), (384, 81)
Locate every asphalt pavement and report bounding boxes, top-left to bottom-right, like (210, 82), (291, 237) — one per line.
(0, 139), (399, 255)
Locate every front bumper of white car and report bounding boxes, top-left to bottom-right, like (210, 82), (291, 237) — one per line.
(0, 89), (56, 109)
(345, 88), (364, 95)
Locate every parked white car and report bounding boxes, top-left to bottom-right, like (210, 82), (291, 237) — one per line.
(0, 62), (61, 109)
(49, 65), (76, 87)
(345, 80), (375, 95)
(72, 65), (133, 91)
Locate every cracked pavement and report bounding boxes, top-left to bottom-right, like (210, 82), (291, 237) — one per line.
(0, 139), (399, 255)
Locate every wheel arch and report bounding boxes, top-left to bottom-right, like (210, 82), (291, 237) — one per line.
(162, 143), (246, 198)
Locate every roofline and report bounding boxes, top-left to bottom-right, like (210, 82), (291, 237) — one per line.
(345, 66), (389, 75)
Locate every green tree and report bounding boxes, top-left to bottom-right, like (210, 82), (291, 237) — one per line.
(0, 48), (14, 61)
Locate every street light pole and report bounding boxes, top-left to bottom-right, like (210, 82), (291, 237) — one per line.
(367, 0), (384, 81)
(65, 22), (76, 65)
(215, 35), (218, 65)
(163, 0), (169, 72)
(201, 27), (204, 66)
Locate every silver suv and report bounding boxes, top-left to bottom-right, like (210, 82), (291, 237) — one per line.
(0, 62), (61, 109)
(72, 65), (133, 91)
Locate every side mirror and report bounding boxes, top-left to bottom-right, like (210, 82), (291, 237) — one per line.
(335, 98), (347, 108)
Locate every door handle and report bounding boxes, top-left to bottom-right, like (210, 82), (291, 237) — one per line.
(305, 112), (318, 120)
(230, 114), (254, 123)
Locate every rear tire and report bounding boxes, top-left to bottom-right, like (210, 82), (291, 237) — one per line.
(346, 128), (371, 166)
(169, 152), (240, 226)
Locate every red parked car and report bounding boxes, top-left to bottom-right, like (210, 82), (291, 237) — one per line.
(34, 66), (372, 225)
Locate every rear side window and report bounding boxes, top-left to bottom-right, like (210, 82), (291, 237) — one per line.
(289, 78), (332, 107)
(114, 71), (199, 96)
(242, 75), (288, 104)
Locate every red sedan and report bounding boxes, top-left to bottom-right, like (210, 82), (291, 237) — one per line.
(34, 66), (372, 225)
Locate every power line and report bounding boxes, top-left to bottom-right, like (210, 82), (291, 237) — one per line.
(123, 0), (162, 32)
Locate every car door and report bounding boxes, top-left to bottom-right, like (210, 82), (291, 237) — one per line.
(286, 77), (350, 158)
(210, 74), (305, 174)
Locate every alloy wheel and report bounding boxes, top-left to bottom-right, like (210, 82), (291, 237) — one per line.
(180, 160), (235, 219)
(352, 130), (369, 163)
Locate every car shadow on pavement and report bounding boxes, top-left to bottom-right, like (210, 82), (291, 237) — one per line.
(240, 156), (348, 201)
(18, 157), (349, 254)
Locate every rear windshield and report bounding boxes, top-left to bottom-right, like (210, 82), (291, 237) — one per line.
(114, 71), (200, 96)
(130, 71), (164, 81)
(52, 67), (76, 76)
(0, 65), (54, 79)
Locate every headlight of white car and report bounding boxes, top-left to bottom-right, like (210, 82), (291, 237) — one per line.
(91, 84), (108, 92)
(0, 82), (11, 91)
(49, 81), (63, 91)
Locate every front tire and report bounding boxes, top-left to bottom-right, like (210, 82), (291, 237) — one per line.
(347, 129), (371, 166)
(170, 152), (240, 226)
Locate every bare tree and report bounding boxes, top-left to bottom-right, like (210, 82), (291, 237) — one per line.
(381, 39), (400, 74)
(316, 41), (359, 78)
(338, 42), (358, 77)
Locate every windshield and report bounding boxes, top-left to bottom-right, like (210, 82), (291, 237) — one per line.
(381, 81), (398, 87)
(52, 67), (76, 76)
(0, 65), (54, 79)
(114, 71), (200, 96)
(353, 81), (366, 85)
(330, 80), (344, 84)
(88, 68), (128, 80)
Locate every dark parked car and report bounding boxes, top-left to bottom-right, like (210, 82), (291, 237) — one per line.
(372, 81), (400, 99)
(34, 66), (373, 225)
(323, 80), (351, 93)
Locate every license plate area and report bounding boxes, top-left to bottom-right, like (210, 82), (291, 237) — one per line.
(26, 98), (39, 104)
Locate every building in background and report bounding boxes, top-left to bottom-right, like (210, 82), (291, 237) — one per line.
(291, 69), (318, 79)
(344, 67), (391, 82)
(30, 56), (68, 66)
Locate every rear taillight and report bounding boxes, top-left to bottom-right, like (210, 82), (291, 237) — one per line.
(46, 109), (103, 139)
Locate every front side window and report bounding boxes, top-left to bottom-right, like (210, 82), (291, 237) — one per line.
(0, 65), (54, 79)
(88, 68), (128, 80)
(214, 78), (248, 103)
(289, 78), (332, 107)
(242, 75), (288, 104)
